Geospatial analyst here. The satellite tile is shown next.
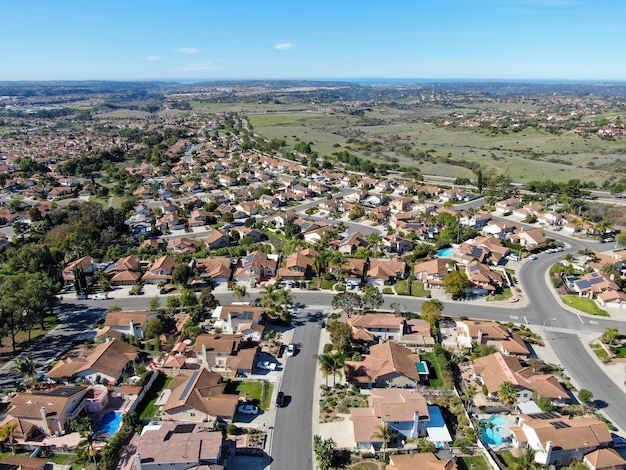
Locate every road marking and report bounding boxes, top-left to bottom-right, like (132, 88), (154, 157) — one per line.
(589, 320), (599, 325)
(524, 316), (528, 324)
(510, 315), (519, 320)
(577, 314), (584, 324)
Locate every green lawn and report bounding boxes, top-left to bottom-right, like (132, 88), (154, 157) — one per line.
(457, 455), (491, 470)
(224, 379), (273, 411)
(497, 450), (517, 467)
(614, 346), (626, 358)
(489, 288), (512, 301)
(48, 453), (77, 465)
(320, 279), (336, 290)
(410, 281), (430, 297)
(137, 374), (173, 420)
(395, 279), (410, 295)
(562, 295), (610, 317)
(420, 352), (445, 388)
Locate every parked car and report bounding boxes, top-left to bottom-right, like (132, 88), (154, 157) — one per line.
(256, 361), (277, 370)
(76, 294), (88, 300)
(93, 293), (109, 300)
(276, 391), (285, 407)
(237, 404), (259, 415)
(600, 237), (615, 243)
(286, 344), (295, 357)
(529, 254), (538, 260)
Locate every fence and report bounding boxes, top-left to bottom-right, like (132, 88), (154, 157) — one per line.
(127, 370), (160, 414)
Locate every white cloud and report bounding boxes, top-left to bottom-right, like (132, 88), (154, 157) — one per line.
(275, 42), (294, 50)
(175, 48), (201, 54)
(145, 55), (163, 61)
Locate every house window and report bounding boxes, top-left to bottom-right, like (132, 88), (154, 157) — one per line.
(190, 412), (195, 417)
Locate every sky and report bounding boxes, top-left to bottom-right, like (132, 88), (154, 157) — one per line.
(1, 0), (625, 82)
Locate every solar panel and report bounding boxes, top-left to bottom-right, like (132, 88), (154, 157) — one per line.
(533, 412), (561, 420)
(173, 424), (195, 434)
(470, 264), (479, 272)
(552, 421), (571, 429)
(178, 370), (199, 401)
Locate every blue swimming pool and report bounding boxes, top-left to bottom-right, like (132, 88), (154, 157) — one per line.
(94, 411), (123, 440)
(481, 416), (507, 446)
(436, 247), (455, 257)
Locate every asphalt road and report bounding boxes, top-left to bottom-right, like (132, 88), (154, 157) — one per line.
(269, 310), (323, 470)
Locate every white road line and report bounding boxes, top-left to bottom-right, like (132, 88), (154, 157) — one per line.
(524, 316), (528, 324)
(589, 320), (599, 325)
(510, 315), (519, 320)
(577, 314), (584, 324)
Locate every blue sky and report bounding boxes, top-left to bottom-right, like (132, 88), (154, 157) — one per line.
(1, 0), (625, 81)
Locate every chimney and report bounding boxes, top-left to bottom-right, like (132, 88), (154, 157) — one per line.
(40, 407), (51, 436)
(129, 320), (135, 337)
(202, 343), (207, 365)
(134, 453), (142, 470)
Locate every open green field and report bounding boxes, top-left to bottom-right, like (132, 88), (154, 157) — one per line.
(245, 104), (624, 184)
(562, 295), (610, 317)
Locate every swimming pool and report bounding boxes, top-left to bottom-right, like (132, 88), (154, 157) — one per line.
(94, 411), (123, 440)
(480, 416), (508, 446)
(436, 247), (455, 257)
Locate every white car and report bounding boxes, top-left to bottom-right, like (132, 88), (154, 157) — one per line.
(256, 361), (277, 370)
(286, 344), (295, 357)
(237, 404), (259, 415)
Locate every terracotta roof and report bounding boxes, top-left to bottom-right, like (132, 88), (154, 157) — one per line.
(8, 386), (88, 420)
(388, 453), (457, 470)
(104, 310), (157, 328)
(584, 448), (626, 469)
(520, 413), (611, 451)
(345, 342), (421, 383)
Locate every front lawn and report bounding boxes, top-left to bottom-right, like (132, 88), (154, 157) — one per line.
(410, 281), (430, 297)
(488, 288), (512, 301)
(395, 279), (410, 295)
(224, 379), (273, 411)
(562, 295), (609, 317)
(614, 346), (626, 358)
(320, 279), (336, 290)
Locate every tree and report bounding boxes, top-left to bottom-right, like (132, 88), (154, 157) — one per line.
(509, 447), (538, 470)
(172, 263), (192, 286)
(601, 327), (620, 346)
(233, 284), (248, 302)
(498, 381), (519, 406)
(362, 286), (384, 310)
(476, 168), (484, 193)
(313, 435), (336, 470)
(418, 437), (437, 453)
(148, 297), (161, 311)
(11, 357), (36, 382)
(371, 423), (395, 452)
(331, 291), (363, 317)
(421, 299), (444, 326)
(144, 317), (166, 340)
(578, 388), (594, 405)
(314, 353), (334, 387)
(72, 416), (101, 465)
(326, 320), (353, 354)
(442, 270), (469, 300)
(0, 423), (18, 454)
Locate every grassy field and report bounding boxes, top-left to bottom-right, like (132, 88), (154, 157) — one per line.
(420, 352), (445, 388)
(562, 295), (610, 317)
(137, 374), (173, 420)
(224, 379), (273, 410)
(457, 455), (491, 470)
(411, 281), (431, 297)
(246, 104), (622, 184)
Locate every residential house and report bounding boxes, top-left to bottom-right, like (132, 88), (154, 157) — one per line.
(440, 187), (467, 202)
(387, 453), (457, 470)
(104, 255), (142, 286)
(131, 421), (225, 470)
(472, 352), (569, 404)
(366, 258), (407, 287)
(2, 386), (91, 437)
(168, 237), (201, 255)
(573, 272), (621, 299)
(161, 369), (240, 422)
(194, 257), (233, 286)
(460, 236), (510, 266)
(455, 320), (530, 356)
(142, 255), (176, 284)
(351, 389), (452, 450)
(511, 227), (546, 249)
(398, 318), (436, 349)
(582, 448), (626, 470)
(204, 229), (231, 250)
(337, 232), (369, 255)
(233, 251), (278, 285)
(459, 212), (492, 228)
(348, 314), (405, 342)
(102, 310), (158, 338)
(538, 211), (562, 226)
(212, 304), (265, 340)
(414, 258), (450, 290)
(465, 261), (504, 293)
(194, 333), (257, 377)
(495, 197), (522, 214)
(345, 341), (427, 388)
(511, 412), (612, 467)
(381, 234), (415, 255)
(62, 256), (98, 286)
(46, 339), (138, 385)
(279, 247), (318, 280)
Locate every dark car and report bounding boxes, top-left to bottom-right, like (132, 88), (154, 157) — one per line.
(276, 391), (285, 407)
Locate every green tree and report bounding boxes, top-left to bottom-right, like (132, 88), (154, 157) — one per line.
(71, 416), (101, 465)
(313, 435), (336, 470)
(601, 327), (620, 346)
(11, 357), (36, 382)
(233, 284), (248, 302)
(331, 291), (363, 316)
(421, 299), (444, 326)
(509, 447), (538, 470)
(418, 437), (437, 453)
(578, 389), (594, 405)
(370, 423), (395, 452)
(326, 320), (353, 354)
(314, 353), (334, 387)
(172, 263), (192, 286)
(148, 297), (161, 311)
(362, 285), (384, 310)
(179, 289), (198, 307)
(0, 423), (18, 454)
(144, 317), (166, 340)
(442, 270), (469, 300)
(498, 381), (519, 406)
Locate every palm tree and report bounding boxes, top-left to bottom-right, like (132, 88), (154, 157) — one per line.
(11, 357), (36, 385)
(72, 416), (102, 465)
(312, 250), (332, 280)
(0, 423), (18, 454)
(314, 353), (333, 386)
(260, 284), (279, 308)
(276, 288), (295, 309)
(327, 354), (343, 387)
(232, 284), (248, 302)
(498, 381), (519, 406)
(370, 423), (395, 452)
(509, 447), (538, 470)
(561, 253), (575, 263)
(601, 263), (620, 280)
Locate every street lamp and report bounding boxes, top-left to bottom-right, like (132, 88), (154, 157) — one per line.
(542, 317), (557, 341)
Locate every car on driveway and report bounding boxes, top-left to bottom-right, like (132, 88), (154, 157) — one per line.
(286, 344), (295, 357)
(238, 404), (259, 415)
(256, 360), (277, 370)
